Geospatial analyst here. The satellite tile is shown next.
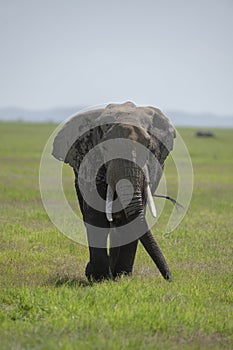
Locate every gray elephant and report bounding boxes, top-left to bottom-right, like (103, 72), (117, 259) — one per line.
(52, 102), (176, 282)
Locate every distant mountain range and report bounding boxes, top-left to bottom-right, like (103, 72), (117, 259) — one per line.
(165, 110), (233, 128)
(0, 106), (233, 128)
(0, 107), (83, 123)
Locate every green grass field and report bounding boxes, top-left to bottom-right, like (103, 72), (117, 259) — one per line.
(0, 122), (232, 350)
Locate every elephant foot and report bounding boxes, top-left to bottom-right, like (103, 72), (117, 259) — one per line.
(85, 262), (111, 282)
(111, 270), (133, 280)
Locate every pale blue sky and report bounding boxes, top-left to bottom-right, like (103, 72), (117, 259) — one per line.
(0, 0), (233, 114)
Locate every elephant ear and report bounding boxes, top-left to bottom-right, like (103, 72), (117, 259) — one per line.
(147, 106), (176, 162)
(52, 108), (105, 169)
(144, 106), (176, 194)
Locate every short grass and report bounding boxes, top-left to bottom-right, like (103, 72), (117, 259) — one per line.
(0, 122), (232, 350)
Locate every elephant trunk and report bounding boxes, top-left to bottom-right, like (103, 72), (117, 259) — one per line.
(140, 231), (173, 281)
(106, 159), (145, 222)
(106, 161), (157, 221)
(116, 178), (144, 221)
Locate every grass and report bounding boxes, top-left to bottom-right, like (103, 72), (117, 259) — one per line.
(0, 122), (232, 349)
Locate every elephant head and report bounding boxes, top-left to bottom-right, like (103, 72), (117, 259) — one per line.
(52, 102), (176, 281)
(102, 123), (155, 224)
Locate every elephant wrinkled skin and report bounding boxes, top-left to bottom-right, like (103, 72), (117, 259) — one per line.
(52, 102), (176, 282)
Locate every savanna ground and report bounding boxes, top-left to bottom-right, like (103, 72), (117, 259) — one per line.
(0, 122), (232, 350)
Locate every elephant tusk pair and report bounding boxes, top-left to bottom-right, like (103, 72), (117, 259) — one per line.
(105, 164), (157, 222)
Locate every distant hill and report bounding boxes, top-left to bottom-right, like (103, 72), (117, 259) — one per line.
(166, 110), (233, 128)
(0, 106), (233, 127)
(0, 107), (84, 123)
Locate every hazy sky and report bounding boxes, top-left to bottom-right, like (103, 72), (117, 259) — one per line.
(1, 0), (233, 114)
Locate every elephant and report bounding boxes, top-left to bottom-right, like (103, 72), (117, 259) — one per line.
(52, 101), (176, 282)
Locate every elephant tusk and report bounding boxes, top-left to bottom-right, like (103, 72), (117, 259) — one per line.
(146, 184), (157, 218)
(143, 165), (157, 218)
(106, 185), (114, 222)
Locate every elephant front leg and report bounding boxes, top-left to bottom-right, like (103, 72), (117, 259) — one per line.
(109, 225), (138, 278)
(74, 176), (111, 282)
(85, 224), (110, 282)
(110, 240), (138, 278)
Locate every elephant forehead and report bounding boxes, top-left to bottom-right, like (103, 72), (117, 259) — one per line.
(96, 109), (152, 129)
(95, 102), (172, 133)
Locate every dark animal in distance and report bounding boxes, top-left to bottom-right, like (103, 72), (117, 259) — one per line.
(196, 131), (215, 137)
